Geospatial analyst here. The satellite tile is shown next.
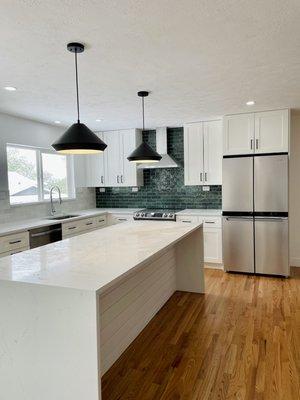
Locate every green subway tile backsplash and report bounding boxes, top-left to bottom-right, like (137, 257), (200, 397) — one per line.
(96, 127), (222, 210)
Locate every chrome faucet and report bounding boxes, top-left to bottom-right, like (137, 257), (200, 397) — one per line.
(50, 186), (62, 215)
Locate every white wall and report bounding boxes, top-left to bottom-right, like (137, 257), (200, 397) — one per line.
(0, 112), (95, 223)
(289, 111), (300, 266)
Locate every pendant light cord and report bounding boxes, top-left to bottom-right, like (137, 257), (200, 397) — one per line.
(74, 51), (80, 123)
(142, 96), (145, 130)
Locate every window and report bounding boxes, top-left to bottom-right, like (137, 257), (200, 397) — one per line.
(7, 144), (75, 205)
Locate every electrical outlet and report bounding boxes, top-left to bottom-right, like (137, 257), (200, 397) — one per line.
(132, 187), (139, 192)
(99, 188), (105, 193)
(202, 186), (210, 191)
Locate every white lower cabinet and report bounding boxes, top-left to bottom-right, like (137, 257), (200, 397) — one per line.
(0, 231), (30, 258)
(62, 215), (107, 238)
(107, 214), (133, 225)
(177, 215), (222, 264)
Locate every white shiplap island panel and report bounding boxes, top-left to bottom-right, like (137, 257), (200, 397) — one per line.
(0, 221), (204, 400)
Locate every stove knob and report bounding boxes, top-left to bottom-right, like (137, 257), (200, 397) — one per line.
(169, 214), (174, 218)
(141, 213), (145, 217)
(163, 213), (168, 218)
(135, 213), (140, 217)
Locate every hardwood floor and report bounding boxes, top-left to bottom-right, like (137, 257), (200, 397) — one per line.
(102, 269), (300, 400)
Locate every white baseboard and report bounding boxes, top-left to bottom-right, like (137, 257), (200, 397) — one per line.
(290, 258), (300, 267)
(204, 263), (224, 270)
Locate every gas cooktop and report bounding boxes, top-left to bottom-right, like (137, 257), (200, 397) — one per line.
(133, 209), (180, 221)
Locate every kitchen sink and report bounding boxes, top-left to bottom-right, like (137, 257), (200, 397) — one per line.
(45, 215), (79, 220)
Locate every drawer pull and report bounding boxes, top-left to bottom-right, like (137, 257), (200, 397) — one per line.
(181, 220), (192, 223)
(98, 219), (105, 223)
(12, 250), (22, 255)
(118, 218), (127, 221)
(85, 222), (93, 225)
(9, 239), (22, 244)
(68, 226), (77, 230)
(205, 221), (215, 224)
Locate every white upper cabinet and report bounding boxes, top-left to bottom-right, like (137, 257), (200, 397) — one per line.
(75, 129), (143, 188)
(203, 120), (223, 185)
(103, 131), (122, 187)
(184, 123), (204, 185)
(74, 133), (106, 187)
(223, 113), (255, 155)
(121, 129), (143, 187)
(184, 120), (222, 186)
(223, 109), (289, 156)
(254, 109), (289, 154)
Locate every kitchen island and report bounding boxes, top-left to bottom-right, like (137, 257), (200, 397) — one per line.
(0, 221), (204, 400)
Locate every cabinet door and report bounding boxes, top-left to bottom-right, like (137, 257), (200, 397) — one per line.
(103, 131), (122, 186)
(85, 133), (106, 186)
(223, 113), (254, 155)
(254, 109), (289, 154)
(203, 120), (222, 185)
(203, 227), (222, 263)
(184, 123), (204, 185)
(74, 155), (88, 187)
(120, 129), (142, 187)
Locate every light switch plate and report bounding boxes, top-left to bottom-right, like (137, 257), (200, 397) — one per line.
(132, 187), (139, 192)
(202, 186), (210, 191)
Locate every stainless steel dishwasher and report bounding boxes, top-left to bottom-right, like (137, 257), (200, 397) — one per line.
(29, 224), (62, 249)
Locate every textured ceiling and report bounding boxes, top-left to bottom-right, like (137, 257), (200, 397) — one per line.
(1, 0), (300, 130)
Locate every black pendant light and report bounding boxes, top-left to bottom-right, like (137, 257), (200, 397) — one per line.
(52, 42), (107, 154)
(127, 91), (162, 163)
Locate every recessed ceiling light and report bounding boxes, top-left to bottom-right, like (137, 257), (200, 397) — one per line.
(4, 86), (17, 91)
(54, 120), (61, 124)
(246, 100), (255, 106)
(96, 119), (102, 122)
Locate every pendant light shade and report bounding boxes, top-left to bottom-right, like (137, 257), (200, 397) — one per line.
(52, 42), (107, 154)
(127, 91), (162, 163)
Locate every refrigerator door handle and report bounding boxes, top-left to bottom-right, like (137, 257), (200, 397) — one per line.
(250, 139), (253, 150)
(255, 217), (288, 221)
(225, 216), (253, 221)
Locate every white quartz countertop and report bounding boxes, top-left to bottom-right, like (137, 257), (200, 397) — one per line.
(176, 209), (222, 217)
(0, 221), (202, 293)
(0, 208), (142, 237)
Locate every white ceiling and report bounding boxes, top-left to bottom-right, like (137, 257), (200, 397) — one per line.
(1, 0), (300, 131)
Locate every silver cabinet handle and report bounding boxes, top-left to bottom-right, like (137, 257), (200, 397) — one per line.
(120, 175), (123, 183)
(204, 172), (207, 182)
(9, 239), (22, 244)
(101, 176), (104, 184)
(117, 175), (119, 184)
(118, 218), (127, 221)
(250, 139), (253, 150)
(181, 220), (192, 223)
(98, 219), (105, 223)
(256, 139), (259, 149)
(85, 222), (93, 226)
(200, 172), (203, 182)
(67, 226), (77, 230)
(205, 221), (215, 224)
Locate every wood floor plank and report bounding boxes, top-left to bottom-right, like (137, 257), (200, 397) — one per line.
(102, 269), (300, 400)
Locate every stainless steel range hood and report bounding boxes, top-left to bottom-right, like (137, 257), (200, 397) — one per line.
(137, 127), (179, 169)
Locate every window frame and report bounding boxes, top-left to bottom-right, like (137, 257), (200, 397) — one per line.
(6, 143), (76, 206)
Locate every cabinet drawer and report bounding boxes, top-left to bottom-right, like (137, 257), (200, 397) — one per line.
(203, 217), (222, 228)
(109, 214), (133, 225)
(177, 215), (199, 224)
(94, 215), (107, 228)
(81, 217), (97, 231)
(62, 220), (84, 237)
(0, 231), (29, 253)
(0, 246), (29, 258)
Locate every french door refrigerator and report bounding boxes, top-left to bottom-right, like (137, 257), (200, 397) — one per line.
(222, 154), (289, 276)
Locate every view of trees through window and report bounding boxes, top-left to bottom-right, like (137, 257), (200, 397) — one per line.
(7, 145), (73, 204)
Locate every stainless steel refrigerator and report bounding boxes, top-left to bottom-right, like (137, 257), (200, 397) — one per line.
(222, 154), (289, 276)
